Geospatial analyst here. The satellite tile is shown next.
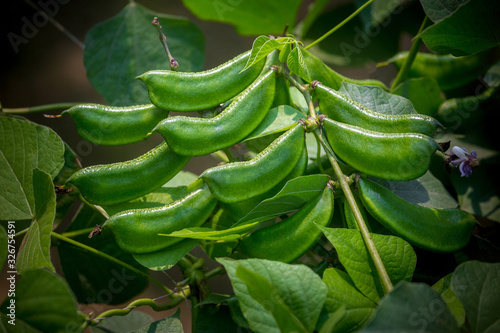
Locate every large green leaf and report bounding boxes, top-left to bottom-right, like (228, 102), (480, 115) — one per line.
(419, 0), (500, 56)
(58, 204), (148, 304)
(382, 171), (458, 209)
(0, 116), (64, 220)
(182, 0), (303, 35)
(218, 258), (327, 333)
(0, 314), (42, 332)
(432, 273), (466, 328)
(322, 268), (376, 333)
(132, 310), (183, 333)
(339, 82), (417, 115)
(233, 174), (330, 227)
(320, 227), (417, 303)
(16, 169), (56, 274)
(392, 77), (444, 116)
(84, 2), (204, 105)
(0, 269), (82, 333)
(302, 1), (402, 66)
(359, 281), (459, 332)
(419, 0), (471, 23)
(451, 261), (500, 333)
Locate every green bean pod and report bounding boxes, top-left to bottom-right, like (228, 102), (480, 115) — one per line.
(200, 123), (305, 203)
(301, 48), (388, 90)
(67, 143), (190, 205)
(316, 84), (442, 136)
(61, 104), (169, 145)
(357, 177), (476, 252)
(323, 118), (441, 181)
(224, 146), (308, 221)
(104, 185), (217, 253)
(385, 51), (492, 91)
(138, 51), (266, 112)
(237, 184), (334, 262)
(264, 50), (291, 108)
(153, 69), (276, 156)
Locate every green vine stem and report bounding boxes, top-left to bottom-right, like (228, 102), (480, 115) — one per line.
(51, 232), (174, 295)
(305, 0), (375, 50)
(84, 291), (189, 328)
(390, 16), (428, 91)
(1, 102), (79, 114)
(286, 71), (393, 294)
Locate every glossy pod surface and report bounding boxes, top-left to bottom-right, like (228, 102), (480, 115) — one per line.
(323, 118), (440, 181)
(201, 124), (305, 203)
(67, 143), (190, 205)
(62, 104), (169, 145)
(237, 185), (334, 262)
(138, 51), (265, 112)
(301, 48), (388, 90)
(154, 69), (276, 156)
(316, 84), (442, 136)
(357, 177), (476, 252)
(224, 146), (308, 221)
(105, 185), (218, 253)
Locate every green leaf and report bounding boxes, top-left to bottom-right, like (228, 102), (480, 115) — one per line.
(195, 303), (241, 333)
(392, 77), (444, 116)
(0, 269), (82, 333)
(432, 273), (466, 328)
(302, 1), (401, 66)
(419, 0), (500, 56)
(318, 305), (347, 333)
(322, 268), (376, 333)
(236, 266), (308, 333)
(244, 35), (270, 71)
(233, 174), (331, 227)
(132, 239), (198, 271)
(16, 169), (56, 274)
(84, 2), (204, 106)
(0, 116), (64, 220)
(382, 171), (458, 209)
(58, 204), (148, 305)
(218, 258), (327, 333)
(288, 45), (311, 82)
(359, 281), (459, 332)
(242, 37), (290, 72)
(339, 82), (417, 115)
(0, 314), (42, 333)
(91, 311), (154, 333)
(182, 0), (303, 35)
(451, 261), (500, 333)
(419, 0), (471, 23)
(161, 225), (251, 241)
(200, 208), (238, 259)
(0, 225), (7, 271)
(243, 105), (306, 141)
(320, 227), (417, 303)
(132, 309), (184, 333)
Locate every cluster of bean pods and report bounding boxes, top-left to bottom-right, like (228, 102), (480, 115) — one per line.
(63, 45), (476, 261)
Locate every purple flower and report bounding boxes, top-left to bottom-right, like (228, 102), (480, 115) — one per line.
(445, 146), (479, 177)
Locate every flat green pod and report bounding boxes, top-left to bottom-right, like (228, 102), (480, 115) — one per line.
(139, 51), (266, 112)
(237, 184), (334, 263)
(67, 143), (190, 206)
(61, 104), (169, 145)
(154, 69), (276, 156)
(323, 118), (441, 181)
(357, 177), (476, 252)
(104, 185), (217, 254)
(316, 84), (442, 136)
(201, 123), (305, 203)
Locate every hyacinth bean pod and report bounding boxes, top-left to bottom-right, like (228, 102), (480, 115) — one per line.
(138, 51), (266, 112)
(200, 123), (305, 203)
(153, 69), (276, 156)
(67, 143), (190, 205)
